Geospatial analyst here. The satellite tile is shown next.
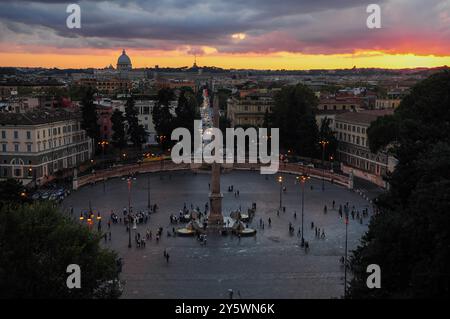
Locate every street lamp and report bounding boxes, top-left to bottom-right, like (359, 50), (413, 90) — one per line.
(277, 175), (283, 209)
(147, 173), (151, 210)
(319, 140), (329, 191)
(344, 215), (349, 298)
(126, 176), (136, 248)
(98, 140), (109, 169)
(296, 174), (310, 247)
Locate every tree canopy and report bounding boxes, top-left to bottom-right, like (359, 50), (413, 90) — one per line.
(125, 97), (147, 148)
(0, 203), (121, 298)
(271, 84), (319, 157)
(80, 87), (100, 146)
(349, 71), (450, 298)
(111, 109), (126, 149)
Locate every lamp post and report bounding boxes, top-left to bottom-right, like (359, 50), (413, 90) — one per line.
(277, 175), (283, 210)
(147, 173), (151, 210)
(319, 140), (329, 191)
(127, 177), (132, 248)
(96, 212), (102, 232)
(98, 140), (109, 169)
(296, 174), (310, 247)
(344, 215), (349, 298)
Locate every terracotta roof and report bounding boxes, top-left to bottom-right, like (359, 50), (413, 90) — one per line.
(335, 109), (394, 125)
(0, 108), (80, 126)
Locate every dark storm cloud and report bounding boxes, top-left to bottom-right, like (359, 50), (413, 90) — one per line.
(0, 0), (448, 55)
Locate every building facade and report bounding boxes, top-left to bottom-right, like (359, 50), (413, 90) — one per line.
(227, 91), (274, 127)
(0, 108), (93, 185)
(335, 110), (396, 187)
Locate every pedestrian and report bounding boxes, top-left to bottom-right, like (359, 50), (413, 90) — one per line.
(294, 211), (297, 219)
(109, 231), (112, 241)
(165, 253), (170, 263)
(324, 205), (327, 214)
(268, 218), (272, 227)
(332, 200), (335, 209)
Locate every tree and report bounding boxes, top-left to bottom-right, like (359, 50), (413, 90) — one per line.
(262, 108), (272, 129)
(271, 84), (319, 157)
(0, 179), (27, 207)
(152, 88), (175, 150)
(125, 97), (147, 148)
(175, 87), (199, 136)
(318, 117), (338, 158)
(349, 71), (450, 298)
(80, 88), (100, 148)
(111, 109), (126, 149)
(0, 202), (122, 298)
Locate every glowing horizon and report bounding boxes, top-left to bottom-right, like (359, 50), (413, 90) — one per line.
(1, 50), (450, 71)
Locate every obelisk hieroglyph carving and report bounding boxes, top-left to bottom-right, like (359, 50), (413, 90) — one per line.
(208, 95), (224, 229)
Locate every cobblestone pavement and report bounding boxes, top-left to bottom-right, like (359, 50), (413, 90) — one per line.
(62, 170), (382, 299)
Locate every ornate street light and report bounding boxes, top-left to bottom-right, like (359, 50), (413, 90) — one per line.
(296, 174), (310, 247)
(319, 140), (329, 191)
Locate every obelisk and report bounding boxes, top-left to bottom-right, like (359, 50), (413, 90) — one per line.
(208, 95), (224, 230)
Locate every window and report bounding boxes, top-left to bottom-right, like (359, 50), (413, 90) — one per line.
(1, 144), (6, 152)
(14, 131), (18, 139)
(27, 144), (32, 152)
(14, 144), (19, 152)
(14, 168), (21, 177)
(1, 131), (5, 139)
(27, 131), (31, 139)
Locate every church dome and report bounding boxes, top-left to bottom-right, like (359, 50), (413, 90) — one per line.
(117, 49), (132, 70)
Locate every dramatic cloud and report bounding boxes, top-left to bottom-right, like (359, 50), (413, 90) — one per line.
(0, 0), (449, 61)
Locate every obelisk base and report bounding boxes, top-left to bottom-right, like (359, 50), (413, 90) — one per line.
(208, 192), (224, 233)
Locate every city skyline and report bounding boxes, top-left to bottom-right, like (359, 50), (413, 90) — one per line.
(1, 0), (450, 69)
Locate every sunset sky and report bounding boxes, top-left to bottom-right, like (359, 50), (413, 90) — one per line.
(1, 0), (450, 70)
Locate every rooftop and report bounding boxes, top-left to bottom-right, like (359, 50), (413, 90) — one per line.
(335, 109), (394, 125)
(0, 108), (80, 126)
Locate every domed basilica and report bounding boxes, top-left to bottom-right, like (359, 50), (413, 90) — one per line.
(117, 49), (132, 71)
